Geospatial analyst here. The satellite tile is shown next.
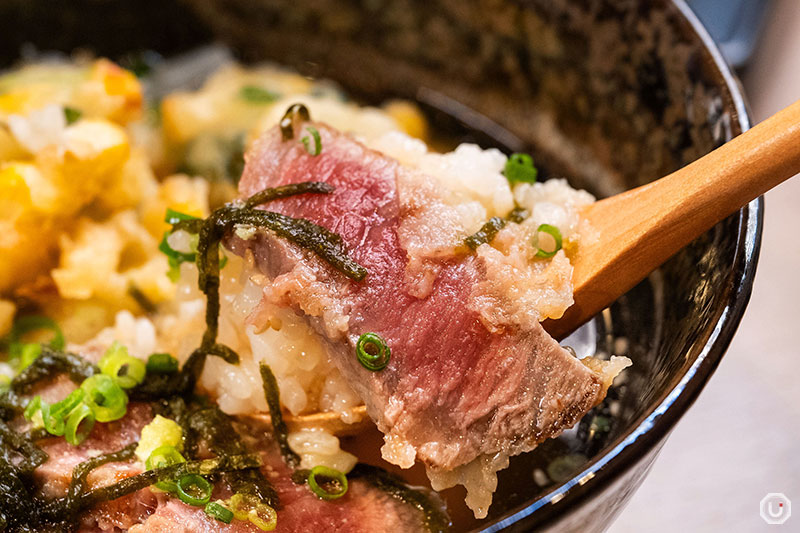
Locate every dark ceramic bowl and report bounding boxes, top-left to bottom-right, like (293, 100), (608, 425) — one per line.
(0, 0), (761, 531)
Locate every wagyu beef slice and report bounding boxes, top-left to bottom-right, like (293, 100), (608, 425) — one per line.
(234, 122), (612, 477)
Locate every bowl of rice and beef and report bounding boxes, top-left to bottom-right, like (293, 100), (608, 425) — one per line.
(0, 1), (760, 531)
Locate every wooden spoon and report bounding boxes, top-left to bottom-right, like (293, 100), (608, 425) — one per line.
(246, 405), (370, 437)
(543, 99), (800, 339)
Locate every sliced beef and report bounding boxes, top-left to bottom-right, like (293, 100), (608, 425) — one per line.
(32, 400), (156, 531)
(36, 402), (152, 498)
(129, 453), (430, 533)
(27, 382), (433, 532)
(234, 122), (609, 474)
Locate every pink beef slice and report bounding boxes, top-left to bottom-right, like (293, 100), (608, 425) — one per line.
(129, 453), (430, 533)
(128, 419), (432, 533)
(233, 122), (609, 473)
(30, 386), (432, 531)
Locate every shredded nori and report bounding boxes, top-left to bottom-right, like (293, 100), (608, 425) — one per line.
(259, 363), (300, 469)
(68, 443), (137, 502)
(9, 347), (97, 395)
(0, 460), (40, 532)
(183, 406), (280, 509)
(465, 217), (506, 250)
(127, 284), (157, 314)
(160, 182), (365, 397)
(465, 205), (531, 250)
(55, 443), (137, 524)
(349, 464), (451, 533)
(279, 103), (310, 141)
(0, 420), (48, 474)
(0, 389), (27, 419)
(74, 453), (261, 510)
(507, 206), (530, 224)
(215, 207), (367, 281)
(244, 181), (334, 208)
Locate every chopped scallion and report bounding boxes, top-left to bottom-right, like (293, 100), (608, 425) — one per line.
(503, 153), (538, 184)
(159, 209), (226, 282)
(205, 501), (234, 524)
(80, 374), (128, 422)
(240, 85), (280, 104)
(146, 353), (179, 374)
(98, 342), (146, 389)
(65, 403), (95, 445)
(176, 474), (212, 506)
(6, 315), (65, 370)
(9, 315), (66, 350)
(301, 126), (322, 156)
(40, 402), (65, 436)
(228, 492), (277, 530)
(229, 492), (260, 521)
(307, 465), (348, 500)
(49, 389), (85, 420)
(165, 208), (200, 225)
(15, 343), (42, 372)
(533, 224), (563, 258)
(146, 444), (186, 492)
(159, 232), (197, 282)
(23, 395), (42, 422)
(248, 503), (278, 531)
(355, 332), (391, 371)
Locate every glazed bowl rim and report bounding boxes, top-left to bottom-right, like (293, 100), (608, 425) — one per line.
(479, 1), (761, 530)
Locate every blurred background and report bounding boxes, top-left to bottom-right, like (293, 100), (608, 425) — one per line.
(612, 0), (800, 530)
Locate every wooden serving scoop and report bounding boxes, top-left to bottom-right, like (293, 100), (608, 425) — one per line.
(543, 99), (800, 339)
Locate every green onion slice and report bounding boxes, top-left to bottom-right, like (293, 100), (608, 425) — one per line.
(176, 474), (212, 506)
(307, 465), (348, 500)
(7, 315), (66, 370)
(228, 493), (277, 530)
(159, 209), (201, 280)
(23, 395), (42, 421)
(15, 343), (42, 371)
(503, 153), (538, 184)
(355, 332), (391, 371)
(164, 208), (200, 226)
(146, 445), (186, 492)
(159, 232), (197, 282)
(81, 374), (128, 422)
(301, 126), (322, 156)
(159, 209), (227, 282)
(146, 353), (179, 374)
(49, 388), (85, 420)
(248, 503), (278, 531)
(40, 402), (65, 436)
(99, 342), (146, 389)
(532, 224), (563, 258)
(8, 315), (65, 350)
(205, 501), (234, 524)
(229, 492), (260, 521)
(239, 85), (280, 104)
(65, 403), (96, 445)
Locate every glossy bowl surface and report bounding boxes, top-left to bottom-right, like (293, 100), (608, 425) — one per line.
(0, 1), (761, 531)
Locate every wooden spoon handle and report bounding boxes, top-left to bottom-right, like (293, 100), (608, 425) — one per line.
(544, 99), (800, 339)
